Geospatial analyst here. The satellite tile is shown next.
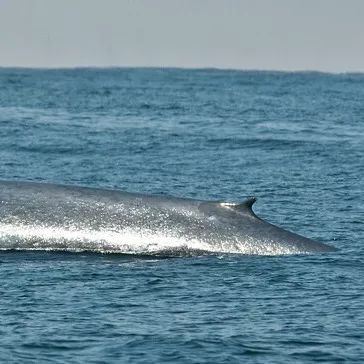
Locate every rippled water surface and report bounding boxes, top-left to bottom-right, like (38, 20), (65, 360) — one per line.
(0, 68), (363, 363)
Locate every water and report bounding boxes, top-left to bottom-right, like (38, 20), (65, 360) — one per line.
(0, 68), (363, 363)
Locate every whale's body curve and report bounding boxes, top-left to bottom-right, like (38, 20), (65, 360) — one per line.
(0, 181), (336, 255)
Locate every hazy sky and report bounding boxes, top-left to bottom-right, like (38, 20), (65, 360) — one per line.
(0, 0), (363, 71)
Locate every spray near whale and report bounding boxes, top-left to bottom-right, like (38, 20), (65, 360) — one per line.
(0, 181), (336, 255)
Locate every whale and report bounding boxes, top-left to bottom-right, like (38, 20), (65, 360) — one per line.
(0, 181), (336, 255)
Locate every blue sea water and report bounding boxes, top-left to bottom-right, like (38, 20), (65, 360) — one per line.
(0, 68), (363, 363)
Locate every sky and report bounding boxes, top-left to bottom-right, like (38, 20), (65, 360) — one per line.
(0, 0), (363, 72)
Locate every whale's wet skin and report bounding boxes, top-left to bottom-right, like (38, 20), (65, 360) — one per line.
(0, 181), (335, 255)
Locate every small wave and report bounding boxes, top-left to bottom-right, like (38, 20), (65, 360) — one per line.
(206, 137), (315, 150)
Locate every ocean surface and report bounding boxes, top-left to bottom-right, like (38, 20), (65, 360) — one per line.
(0, 68), (363, 363)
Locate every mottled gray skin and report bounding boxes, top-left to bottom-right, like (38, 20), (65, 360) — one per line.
(0, 181), (336, 255)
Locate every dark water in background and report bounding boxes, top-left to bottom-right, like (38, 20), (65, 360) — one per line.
(0, 68), (363, 363)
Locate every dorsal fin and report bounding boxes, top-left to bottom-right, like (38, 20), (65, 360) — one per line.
(220, 197), (257, 216)
(235, 197), (257, 211)
(199, 197), (258, 220)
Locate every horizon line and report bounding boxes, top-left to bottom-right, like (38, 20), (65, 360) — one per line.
(0, 65), (363, 75)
